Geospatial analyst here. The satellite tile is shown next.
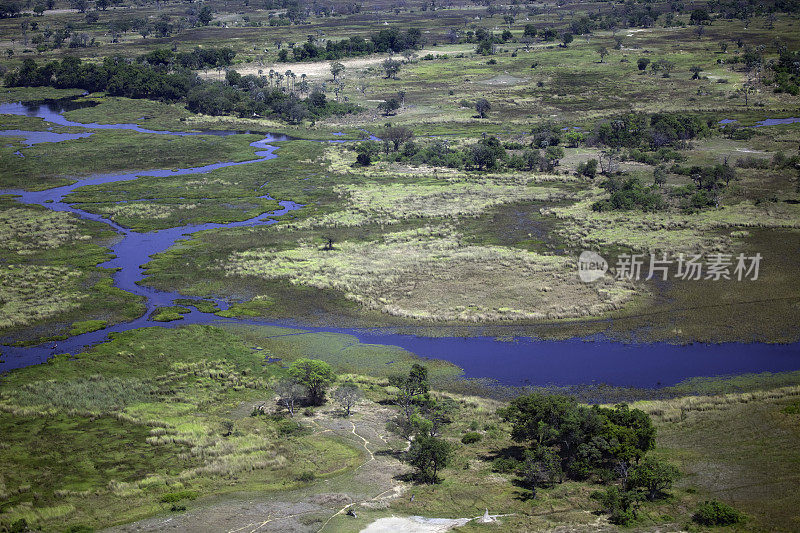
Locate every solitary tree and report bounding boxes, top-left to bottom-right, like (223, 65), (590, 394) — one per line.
(288, 359), (335, 405)
(382, 58), (402, 79)
(275, 378), (305, 416)
(389, 363), (429, 422)
(378, 98), (401, 116)
(738, 82), (755, 106)
(475, 98), (491, 118)
(653, 165), (667, 188)
(560, 32), (574, 47)
(333, 382), (363, 416)
(596, 46), (609, 63)
(330, 61), (345, 81)
(406, 435), (452, 483)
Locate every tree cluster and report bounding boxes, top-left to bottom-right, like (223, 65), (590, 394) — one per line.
(387, 364), (456, 484)
(499, 394), (678, 525)
(5, 55), (358, 123)
(278, 28), (422, 62)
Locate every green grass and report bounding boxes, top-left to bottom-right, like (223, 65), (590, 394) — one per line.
(0, 324), (367, 531)
(68, 319), (108, 336)
(174, 299), (220, 313)
(0, 196), (145, 344)
(0, 129), (265, 190)
(149, 306), (191, 322)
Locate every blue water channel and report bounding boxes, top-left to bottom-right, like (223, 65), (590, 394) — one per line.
(0, 99), (798, 388)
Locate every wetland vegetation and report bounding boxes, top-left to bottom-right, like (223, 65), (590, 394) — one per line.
(1, 0), (799, 530)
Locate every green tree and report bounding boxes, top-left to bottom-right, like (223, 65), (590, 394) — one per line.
(378, 98), (400, 116)
(522, 446), (563, 488)
(330, 61), (345, 81)
(389, 363), (429, 422)
(469, 143), (496, 170)
(198, 5), (213, 26)
(406, 435), (452, 483)
(382, 58), (402, 79)
(653, 165), (667, 188)
(629, 457), (680, 501)
(475, 98), (491, 118)
(523, 24), (537, 38)
(288, 359), (335, 405)
(693, 500), (744, 526)
(591, 486), (641, 525)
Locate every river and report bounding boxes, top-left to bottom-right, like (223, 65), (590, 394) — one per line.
(0, 99), (798, 388)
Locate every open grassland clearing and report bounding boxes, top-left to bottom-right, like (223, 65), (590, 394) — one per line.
(0, 325), (369, 531)
(544, 192), (800, 252)
(0, 127), (264, 190)
(285, 178), (576, 230)
(648, 389), (800, 532)
(224, 225), (636, 322)
(600, 228), (800, 344)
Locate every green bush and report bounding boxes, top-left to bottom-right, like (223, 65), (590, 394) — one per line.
(693, 500), (744, 526)
(297, 471), (316, 482)
(160, 490), (199, 503)
(782, 401), (800, 414)
(276, 418), (303, 435)
(461, 431), (482, 444)
(491, 457), (519, 473)
(591, 486), (640, 525)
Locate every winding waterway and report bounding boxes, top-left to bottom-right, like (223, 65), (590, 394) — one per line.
(1, 99), (798, 388)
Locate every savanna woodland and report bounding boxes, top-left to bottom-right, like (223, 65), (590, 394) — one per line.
(1, 0), (799, 530)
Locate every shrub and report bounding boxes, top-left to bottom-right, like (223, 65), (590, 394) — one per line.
(276, 418), (303, 435)
(693, 500), (744, 526)
(783, 401), (800, 414)
(461, 432), (482, 444)
(591, 486), (641, 525)
(297, 471), (316, 482)
(491, 457), (519, 473)
(160, 490), (199, 503)
(356, 153), (371, 166)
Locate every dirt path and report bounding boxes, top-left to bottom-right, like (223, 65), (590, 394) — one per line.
(103, 402), (406, 533)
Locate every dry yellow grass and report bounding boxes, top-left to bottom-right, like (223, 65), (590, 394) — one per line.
(0, 265), (87, 328)
(544, 193), (800, 252)
(0, 208), (91, 255)
(225, 226), (637, 321)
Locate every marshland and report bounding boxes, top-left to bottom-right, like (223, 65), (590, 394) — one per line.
(1, 0), (800, 531)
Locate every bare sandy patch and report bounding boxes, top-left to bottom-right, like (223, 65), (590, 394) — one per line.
(209, 49), (461, 82)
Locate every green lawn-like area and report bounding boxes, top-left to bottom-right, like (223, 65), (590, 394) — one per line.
(0, 325), (375, 531)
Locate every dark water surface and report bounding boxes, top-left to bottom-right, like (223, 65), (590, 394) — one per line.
(1, 99), (798, 387)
